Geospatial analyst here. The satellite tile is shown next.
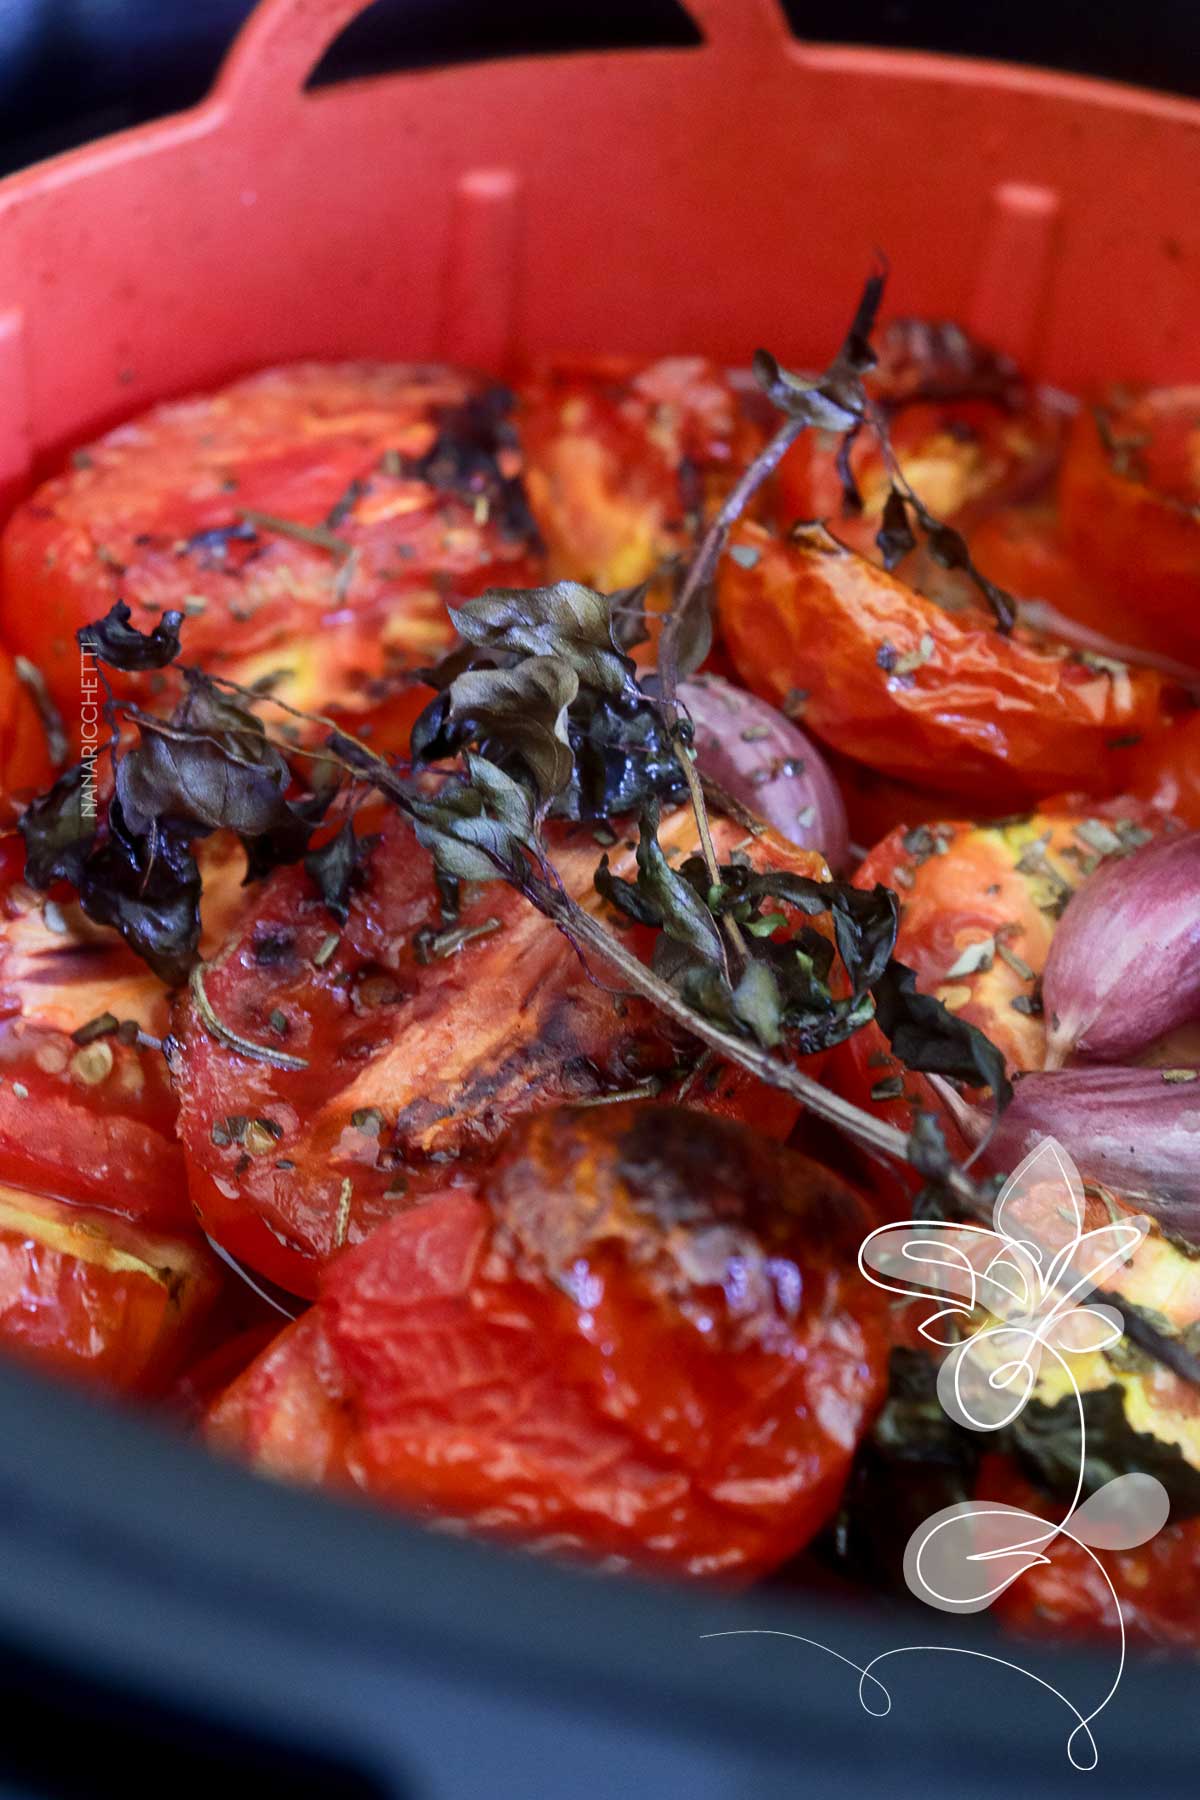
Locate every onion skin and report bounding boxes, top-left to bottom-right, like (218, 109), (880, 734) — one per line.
(1043, 829), (1200, 1067)
(679, 674), (849, 871)
(979, 1066), (1200, 1223)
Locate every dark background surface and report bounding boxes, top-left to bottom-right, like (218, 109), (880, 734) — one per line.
(1, 0), (1198, 180)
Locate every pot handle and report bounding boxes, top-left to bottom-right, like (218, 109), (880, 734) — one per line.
(212, 0), (794, 122)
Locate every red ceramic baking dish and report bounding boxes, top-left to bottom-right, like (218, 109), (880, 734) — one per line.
(0, 4), (1198, 1794)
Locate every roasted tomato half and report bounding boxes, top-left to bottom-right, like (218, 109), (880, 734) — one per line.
(0, 364), (543, 729)
(208, 1102), (887, 1578)
(170, 805), (827, 1297)
(0, 831), (246, 1228)
(717, 521), (1171, 805)
(518, 356), (766, 592)
(0, 1180), (220, 1394)
(1059, 388), (1200, 660)
(827, 801), (1169, 1195)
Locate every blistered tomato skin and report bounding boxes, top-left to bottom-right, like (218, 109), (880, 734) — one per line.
(0, 1182), (221, 1394)
(208, 1103), (887, 1578)
(717, 522), (1170, 806)
(0, 364), (543, 730)
(1059, 390), (1200, 659)
(170, 807), (830, 1298)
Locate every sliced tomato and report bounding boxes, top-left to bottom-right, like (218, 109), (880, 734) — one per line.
(170, 805), (830, 1297)
(518, 356), (766, 613)
(827, 800), (1171, 1205)
(0, 830), (247, 1228)
(717, 521), (1171, 805)
(0, 364), (543, 731)
(967, 500), (1112, 622)
(1058, 389), (1200, 659)
(0, 1180), (220, 1394)
(208, 1102), (886, 1578)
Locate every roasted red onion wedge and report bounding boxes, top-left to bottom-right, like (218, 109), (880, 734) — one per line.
(1043, 829), (1200, 1067)
(945, 1066), (1200, 1223)
(679, 674), (849, 870)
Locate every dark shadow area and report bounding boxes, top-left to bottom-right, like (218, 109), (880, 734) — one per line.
(0, 1), (1195, 180)
(782, 0), (1200, 97)
(308, 0), (700, 86)
(0, 1644), (391, 1799)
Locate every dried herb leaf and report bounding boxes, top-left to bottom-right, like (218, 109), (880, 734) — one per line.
(304, 820), (377, 924)
(78, 600), (183, 671)
(873, 959), (1012, 1104)
(451, 582), (633, 698)
(425, 657), (579, 805)
(77, 799), (202, 985)
(19, 763), (95, 888)
(876, 487), (917, 570)
(1009, 1384), (1200, 1517)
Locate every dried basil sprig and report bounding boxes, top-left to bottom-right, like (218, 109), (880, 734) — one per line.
(21, 612), (336, 982)
(411, 582), (686, 823)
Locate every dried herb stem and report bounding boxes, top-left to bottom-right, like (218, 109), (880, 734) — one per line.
(657, 412), (807, 726)
(521, 862), (992, 1215)
(189, 963), (309, 1071)
(238, 509), (354, 559)
(671, 738), (747, 972)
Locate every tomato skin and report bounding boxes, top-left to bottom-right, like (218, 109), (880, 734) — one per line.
(0, 364), (542, 730)
(208, 1103), (887, 1577)
(518, 355), (766, 592)
(171, 806), (829, 1298)
(0, 833), (183, 1222)
(0, 651), (52, 812)
(1115, 713), (1200, 830)
(977, 1455), (1200, 1649)
(717, 522), (1169, 805)
(968, 501), (1098, 614)
(0, 1181), (220, 1394)
(1059, 391), (1200, 660)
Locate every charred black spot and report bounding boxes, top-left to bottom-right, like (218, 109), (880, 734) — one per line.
(613, 1105), (757, 1227)
(251, 929), (295, 966)
(389, 387), (541, 547)
(180, 520), (258, 566)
